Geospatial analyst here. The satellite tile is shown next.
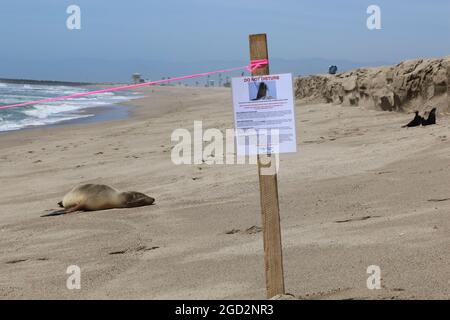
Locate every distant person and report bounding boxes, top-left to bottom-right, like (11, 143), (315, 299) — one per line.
(328, 65), (338, 75)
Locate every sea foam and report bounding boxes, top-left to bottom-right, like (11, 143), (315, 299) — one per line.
(0, 83), (135, 132)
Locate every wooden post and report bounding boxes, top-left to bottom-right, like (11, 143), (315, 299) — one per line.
(249, 33), (285, 298)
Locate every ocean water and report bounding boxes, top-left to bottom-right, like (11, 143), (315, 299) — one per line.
(0, 82), (139, 132)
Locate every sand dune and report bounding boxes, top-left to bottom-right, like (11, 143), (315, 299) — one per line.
(0, 86), (449, 299)
(296, 56), (450, 114)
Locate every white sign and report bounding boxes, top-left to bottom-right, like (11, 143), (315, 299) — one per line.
(232, 73), (297, 155)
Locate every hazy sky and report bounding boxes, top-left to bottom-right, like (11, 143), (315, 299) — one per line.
(1, 0), (449, 81)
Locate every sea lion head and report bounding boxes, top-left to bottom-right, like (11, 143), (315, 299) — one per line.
(121, 191), (155, 208)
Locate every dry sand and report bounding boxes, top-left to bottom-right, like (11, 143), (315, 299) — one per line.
(0, 86), (449, 299)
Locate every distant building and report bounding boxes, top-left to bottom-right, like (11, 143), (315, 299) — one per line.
(132, 73), (142, 84)
(223, 76), (231, 87)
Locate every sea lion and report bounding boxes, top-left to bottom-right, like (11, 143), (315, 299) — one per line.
(252, 82), (268, 100)
(42, 184), (155, 217)
(402, 111), (422, 128)
(422, 107), (436, 126)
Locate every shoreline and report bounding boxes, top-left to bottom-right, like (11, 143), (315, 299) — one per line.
(0, 103), (132, 135)
(0, 80), (141, 134)
(0, 82), (143, 134)
(0, 85), (212, 135)
(0, 86), (229, 142)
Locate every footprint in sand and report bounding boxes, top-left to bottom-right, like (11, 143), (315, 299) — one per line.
(225, 226), (262, 235)
(5, 257), (49, 264)
(109, 245), (159, 255)
(427, 198), (450, 202)
(5, 259), (28, 264)
(335, 215), (380, 223)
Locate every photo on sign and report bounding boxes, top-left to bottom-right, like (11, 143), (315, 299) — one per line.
(248, 81), (277, 101)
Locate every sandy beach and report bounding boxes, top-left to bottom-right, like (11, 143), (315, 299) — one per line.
(0, 86), (449, 299)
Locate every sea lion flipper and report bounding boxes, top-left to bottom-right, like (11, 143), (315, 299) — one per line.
(65, 204), (84, 213)
(41, 204), (83, 217)
(58, 201), (64, 208)
(41, 209), (69, 217)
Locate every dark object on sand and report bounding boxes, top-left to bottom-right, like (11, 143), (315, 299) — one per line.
(252, 82), (268, 100)
(422, 107), (436, 126)
(328, 65), (338, 75)
(402, 111), (422, 128)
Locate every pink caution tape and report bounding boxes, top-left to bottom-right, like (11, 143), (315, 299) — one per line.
(0, 59), (268, 110)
